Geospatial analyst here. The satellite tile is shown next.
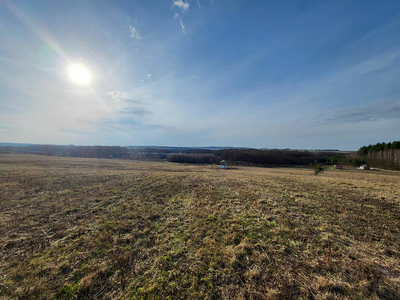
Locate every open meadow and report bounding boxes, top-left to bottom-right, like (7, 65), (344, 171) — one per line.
(1, 154), (399, 299)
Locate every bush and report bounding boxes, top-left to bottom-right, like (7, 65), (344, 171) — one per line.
(314, 164), (325, 175)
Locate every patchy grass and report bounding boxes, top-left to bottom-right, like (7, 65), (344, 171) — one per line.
(0, 154), (400, 299)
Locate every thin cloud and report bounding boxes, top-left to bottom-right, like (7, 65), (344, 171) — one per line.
(108, 91), (129, 101)
(179, 18), (186, 34)
(321, 100), (400, 124)
(173, 0), (189, 11)
(129, 26), (141, 39)
(123, 107), (150, 116)
(197, 0), (202, 9)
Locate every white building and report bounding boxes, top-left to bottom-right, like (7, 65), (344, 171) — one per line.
(220, 160), (228, 169)
(359, 164), (370, 170)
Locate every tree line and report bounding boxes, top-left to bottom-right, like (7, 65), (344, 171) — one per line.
(357, 141), (400, 170)
(358, 141), (400, 156)
(168, 149), (345, 166)
(214, 149), (344, 166)
(167, 153), (216, 164)
(0, 145), (167, 160)
(0, 144), (346, 167)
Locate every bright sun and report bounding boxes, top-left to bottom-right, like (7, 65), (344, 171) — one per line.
(68, 63), (91, 85)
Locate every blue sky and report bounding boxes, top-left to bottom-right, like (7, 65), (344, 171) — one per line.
(1, 0), (400, 150)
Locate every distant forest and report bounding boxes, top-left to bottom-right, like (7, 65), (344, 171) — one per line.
(0, 145), (170, 160)
(167, 150), (343, 166)
(357, 141), (400, 170)
(3, 142), (400, 170)
(212, 149), (343, 166)
(0, 144), (345, 167)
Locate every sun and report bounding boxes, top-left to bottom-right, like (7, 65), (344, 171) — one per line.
(68, 63), (91, 85)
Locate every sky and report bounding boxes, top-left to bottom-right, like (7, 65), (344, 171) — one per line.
(1, 0), (400, 150)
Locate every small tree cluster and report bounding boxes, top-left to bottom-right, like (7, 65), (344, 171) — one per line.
(314, 164), (325, 175)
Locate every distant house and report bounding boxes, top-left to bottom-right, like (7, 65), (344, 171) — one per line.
(359, 164), (370, 170)
(334, 164), (343, 169)
(220, 160), (228, 169)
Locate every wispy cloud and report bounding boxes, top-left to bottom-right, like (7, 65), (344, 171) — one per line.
(321, 100), (400, 124)
(123, 107), (150, 116)
(173, 0), (189, 12)
(179, 18), (186, 34)
(129, 26), (141, 39)
(197, 0), (202, 9)
(172, 2), (187, 34)
(108, 90), (129, 101)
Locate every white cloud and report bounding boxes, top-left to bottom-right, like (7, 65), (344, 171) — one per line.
(129, 26), (141, 39)
(173, 13), (179, 19)
(147, 74), (152, 77)
(173, 0), (189, 11)
(179, 19), (186, 34)
(108, 90), (129, 101)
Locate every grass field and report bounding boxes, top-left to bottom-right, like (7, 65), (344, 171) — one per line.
(1, 154), (399, 299)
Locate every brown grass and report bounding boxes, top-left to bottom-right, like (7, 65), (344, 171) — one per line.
(1, 154), (399, 299)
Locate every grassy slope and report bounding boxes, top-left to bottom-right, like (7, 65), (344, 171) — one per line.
(0, 154), (399, 299)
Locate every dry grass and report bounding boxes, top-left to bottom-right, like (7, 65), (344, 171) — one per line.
(1, 154), (399, 299)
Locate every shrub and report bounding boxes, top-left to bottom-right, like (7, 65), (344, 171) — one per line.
(314, 164), (325, 175)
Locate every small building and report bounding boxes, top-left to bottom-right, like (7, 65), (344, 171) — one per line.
(334, 164), (343, 169)
(359, 164), (370, 170)
(220, 160), (228, 169)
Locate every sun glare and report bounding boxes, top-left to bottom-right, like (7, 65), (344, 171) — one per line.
(68, 63), (91, 85)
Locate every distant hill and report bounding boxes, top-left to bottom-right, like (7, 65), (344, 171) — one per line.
(0, 142), (33, 147)
(0, 143), (344, 154)
(127, 146), (251, 153)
